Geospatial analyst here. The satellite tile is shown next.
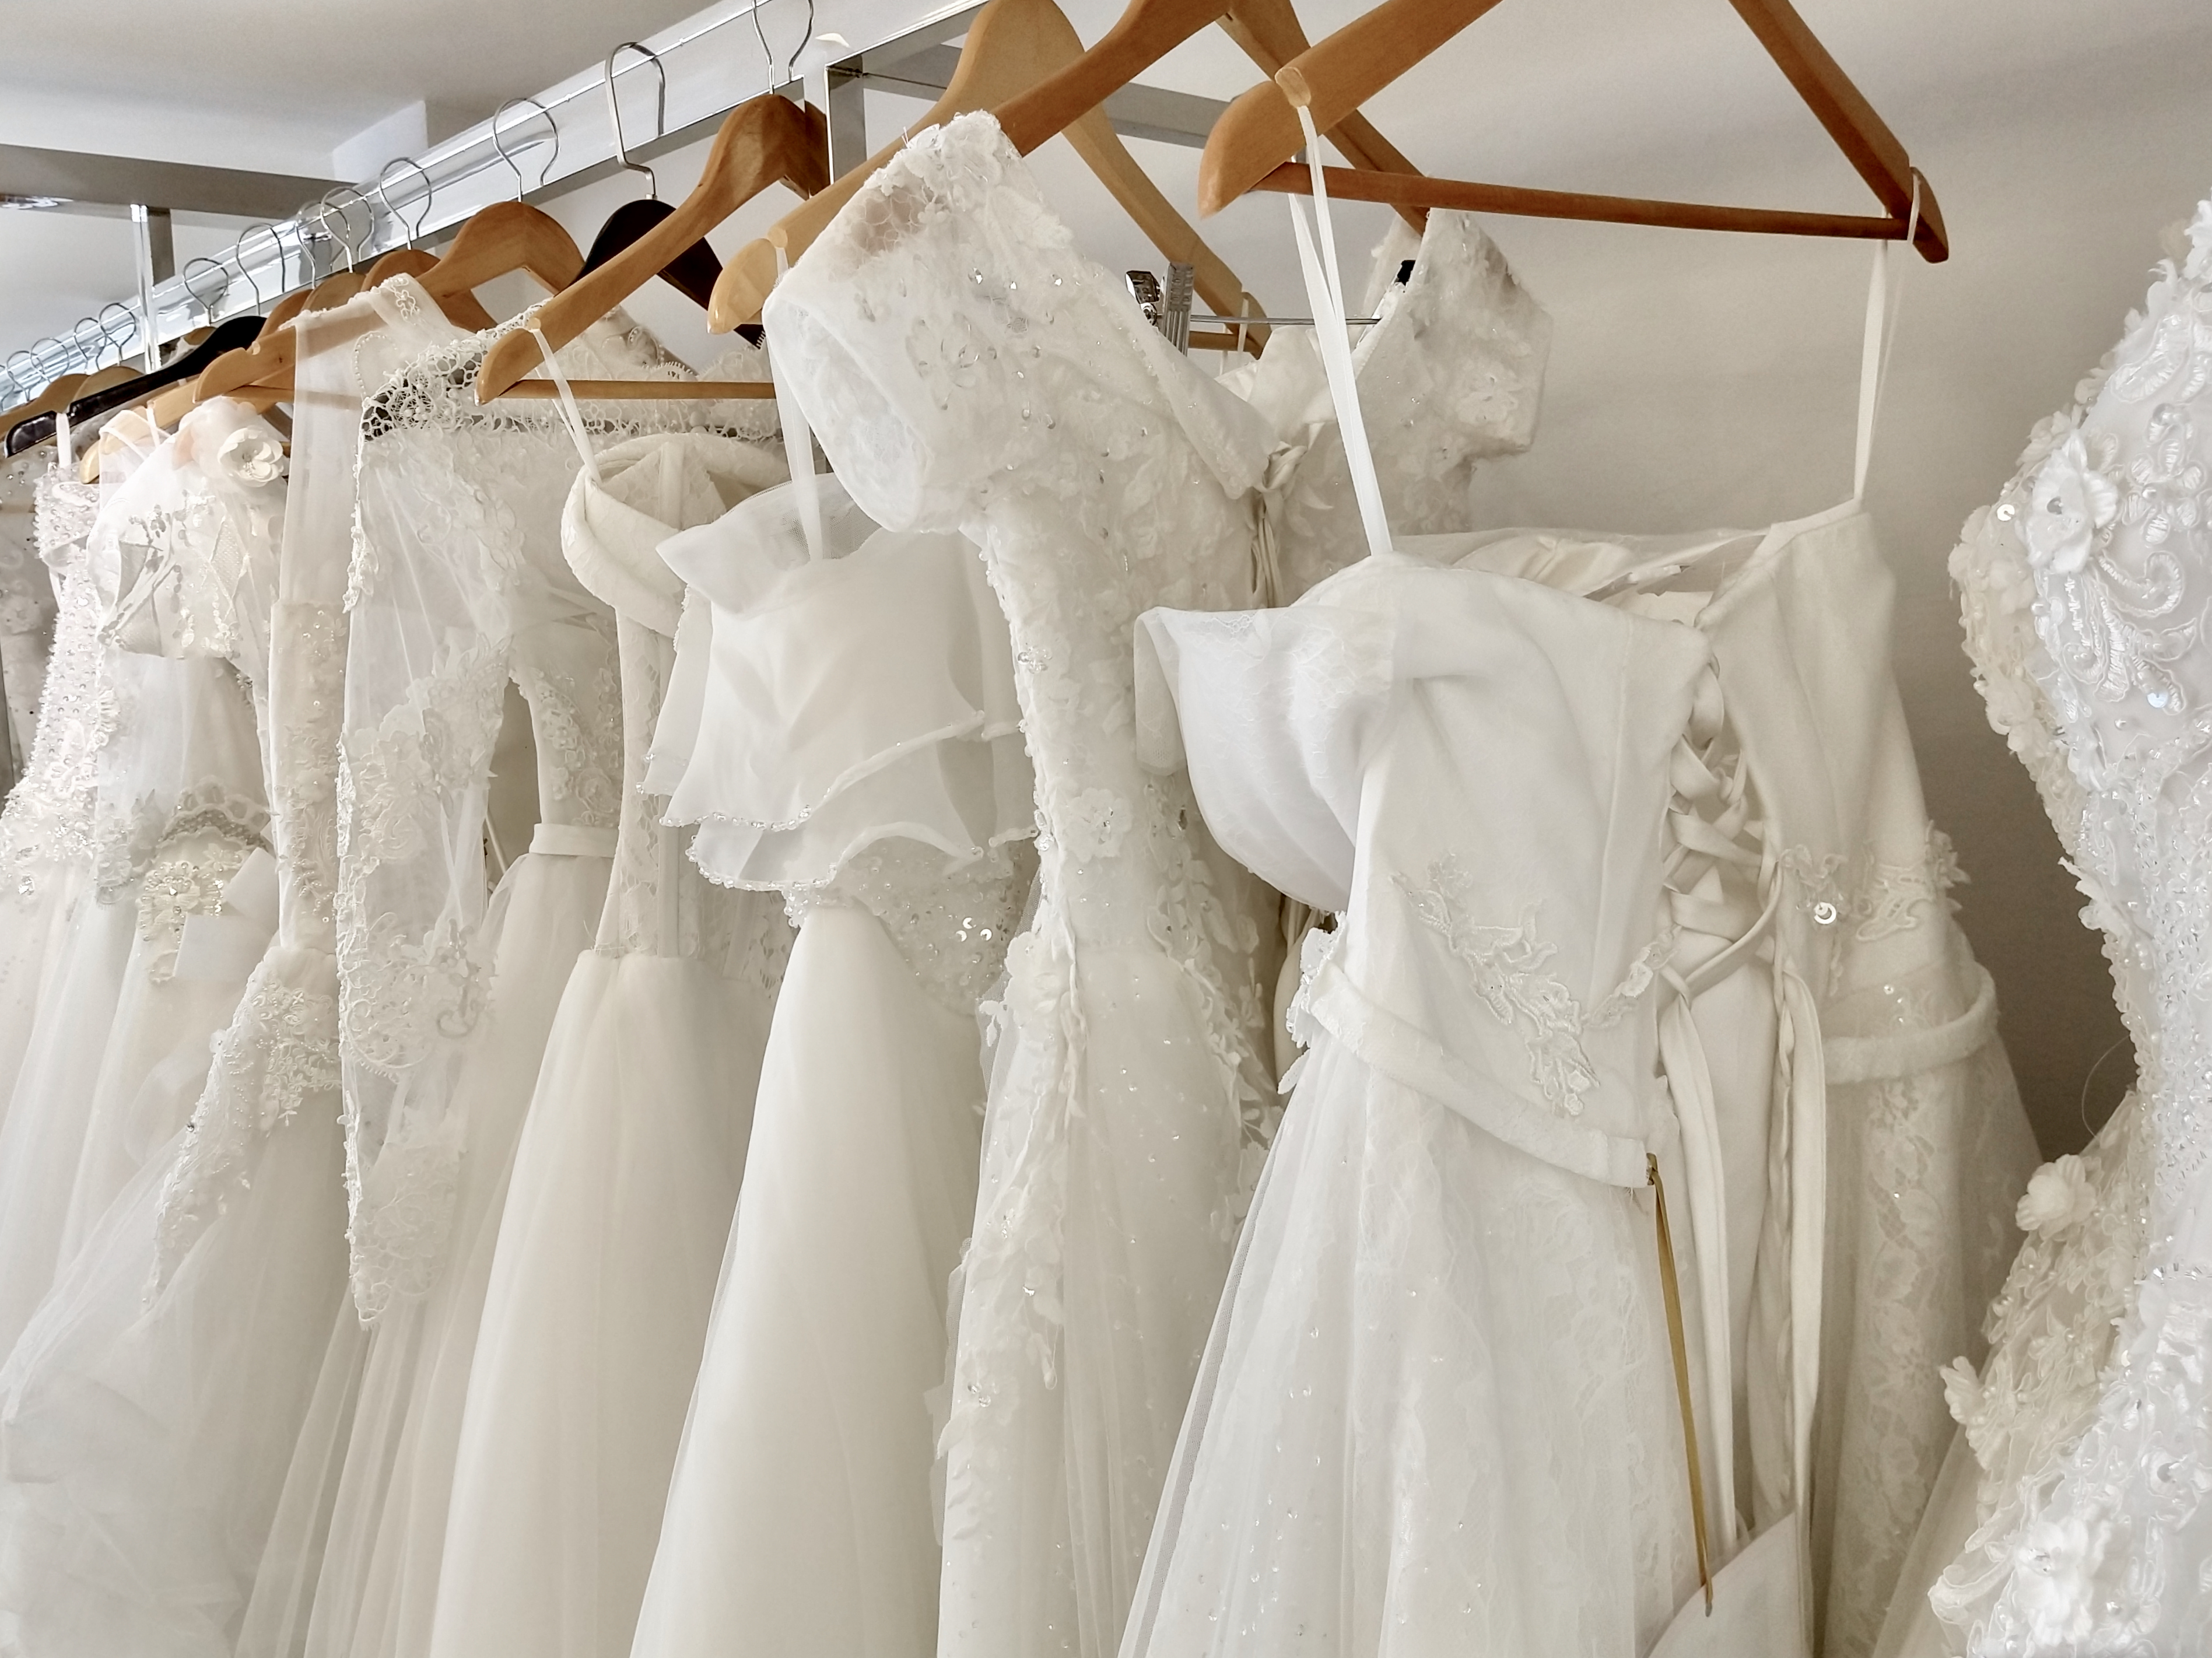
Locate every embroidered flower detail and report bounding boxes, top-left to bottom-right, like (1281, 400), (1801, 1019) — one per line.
(2015, 1154), (2098, 1236)
(215, 425), (286, 488)
(1059, 788), (1131, 863)
(1004, 930), (1071, 1032)
(2023, 433), (2118, 574)
(1940, 1355), (1985, 1431)
(1395, 858), (1598, 1113)
(2186, 194), (2212, 281)
(2008, 1512), (2106, 1649)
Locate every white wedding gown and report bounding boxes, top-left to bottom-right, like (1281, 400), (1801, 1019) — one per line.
(0, 465), (103, 1136)
(0, 293), (455, 1658)
(0, 406), (273, 1366)
(242, 311), (718, 1658)
(766, 113), (1555, 1658)
(427, 423), (790, 1658)
(0, 448), (56, 775)
(1878, 193), (2212, 1658)
(631, 468), (1034, 1658)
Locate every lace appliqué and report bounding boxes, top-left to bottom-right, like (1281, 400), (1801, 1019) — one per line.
(136, 800), (265, 980)
(1396, 857), (1599, 1114)
(153, 961), (342, 1287)
(784, 837), (1036, 1014)
(514, 642), (621, 829)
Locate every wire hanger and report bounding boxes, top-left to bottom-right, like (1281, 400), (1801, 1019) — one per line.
(992, 0), (1427, 232)
(575, 43), (729, 310)
(1198, 0), (1948, 260)
(474, 50), (828, 400)
(704, 0), (1264, 342)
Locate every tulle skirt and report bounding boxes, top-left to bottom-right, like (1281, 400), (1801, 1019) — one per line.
(233, 849), (611, 1658)
(0, 1035), (349, 1657)
(0, 886), (138, 1363)
(1122, 1032), (1699, 1658)
(426, 947), (773, 1658)
(0, 860), (88, 1147)
(633, 904), (984, 1658)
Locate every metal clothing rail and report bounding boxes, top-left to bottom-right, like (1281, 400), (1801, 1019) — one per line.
(2, 0), (1033, 408)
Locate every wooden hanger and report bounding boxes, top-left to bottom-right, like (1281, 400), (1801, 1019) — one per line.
(1, 372), (87, 443)
(706, 0), (1264, 338)
(994, 0), (1425, 230)
(1199, 0), (1947, 260)
(5, 317), (261, 458)
(148, 270), (360, 427)
(477, 93), (826, 399)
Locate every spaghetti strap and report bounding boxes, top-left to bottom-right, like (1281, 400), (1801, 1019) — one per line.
(1852, 176), (1922, 504)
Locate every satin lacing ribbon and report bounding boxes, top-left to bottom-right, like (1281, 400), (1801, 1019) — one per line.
(1650, 664), (1828, 1621)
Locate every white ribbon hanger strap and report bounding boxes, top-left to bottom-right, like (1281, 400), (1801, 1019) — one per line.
(1287, 103), (1393, 564)
(1852, 174), (1922, 505)
(531, 323), (601, 485)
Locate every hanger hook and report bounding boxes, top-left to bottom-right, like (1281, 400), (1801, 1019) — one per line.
(97, 303), (138, 363)
(752, 0), (814, 95)
(232, 222), (281, 309)
(179, 255), (227, 323)
(327, 185), (373, 269)
(374, 156), (434, 247)
(66, 318), (101, 371)
(603, 42), (665, 200)
(304, 186), (367, 274)
(492, 97), (560, 201)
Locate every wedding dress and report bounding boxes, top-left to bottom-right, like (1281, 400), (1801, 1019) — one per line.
(1878, 195), (2212, 1658)
(0, 466), (102, 1158)
(427, 418), (791, 1658)
(244, 311), (719, 1658)
(0, 406), (273, 1365)
(629, 462), (1034, 1658)
(1127, 135), (2035, 1658)
(0, 292), (455, 1658)
(0, 450), (55, 772)
(766, 113), (1553, 1658)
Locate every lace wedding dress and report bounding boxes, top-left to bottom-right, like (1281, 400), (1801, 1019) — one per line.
(767, 113), (1557, 1658)
(240, 310), (719, 1658)
(0, 449), (55, 773)
(0, 465), (102, 1159)
(426, 421), (791, 1658)
(0, 293), (455, 1658)
(1877, 195), (2212, 1658)
(629, 465), (1034, 1658)
(0, 406), (274, 1366)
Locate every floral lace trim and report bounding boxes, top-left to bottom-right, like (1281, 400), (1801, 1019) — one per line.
(514, 642), (621, 830)
(136, 805), (265, 981)
(335, 635), (508, 1077)
(153, 956), (341, 1288)
(1395, 857), (1600, 1115)
(274, 602), (345, 920)
(783, 836), (1036, 1014)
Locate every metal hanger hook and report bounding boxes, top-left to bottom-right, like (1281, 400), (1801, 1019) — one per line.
(603, 42), (665, 199)
(311, 185), (372, 272)
(232, 222), (281, 309)
(97, 303), (138, 363)
(752, 0), (815, 95)
(492, 97), (560, 201)
(374, 156), (434, 246)
(67, 318), (103, 370)
(180, 255), (228, 323)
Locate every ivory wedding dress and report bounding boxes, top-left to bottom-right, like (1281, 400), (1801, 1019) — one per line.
(0, 406), (273, 1366)
(1880, 194), (2212, 1658)
(630, 466), (1033, 1658)
(0, 449), (55, 772)
(0, 292), (454, 1658)
(766, 113), (1554, 1658)
(243, 311), (719, 1658)
(427, 420), (791, 1658)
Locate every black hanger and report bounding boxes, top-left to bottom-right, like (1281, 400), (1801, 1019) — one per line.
(582, 197), (723, 307)
(5, 314), (262, 457)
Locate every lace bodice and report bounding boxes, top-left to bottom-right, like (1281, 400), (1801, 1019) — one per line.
(651, 465), (1036, 1011)
(1931, 196), (2212, 1653)
(767, 104), (1279, 1063)
(1222, 208), (1551, 601)
(0, 467), (105, 893)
